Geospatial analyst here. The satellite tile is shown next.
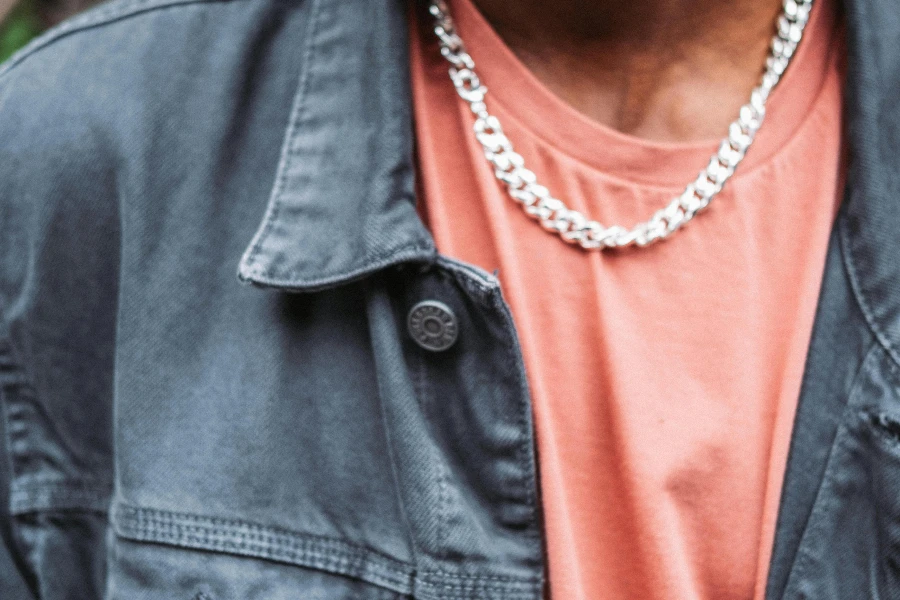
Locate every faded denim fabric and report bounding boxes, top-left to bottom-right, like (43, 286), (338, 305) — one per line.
(0, 0), (897, 598)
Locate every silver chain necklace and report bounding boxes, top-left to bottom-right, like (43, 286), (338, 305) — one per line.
(428, 0), (813, 251)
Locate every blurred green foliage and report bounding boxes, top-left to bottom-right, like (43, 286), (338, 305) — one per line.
(0, 0), (40, 62)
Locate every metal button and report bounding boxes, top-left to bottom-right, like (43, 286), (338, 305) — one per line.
(407, 300), (458, 352)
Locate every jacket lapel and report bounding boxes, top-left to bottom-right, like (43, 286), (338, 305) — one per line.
(767, 0), (900, 596)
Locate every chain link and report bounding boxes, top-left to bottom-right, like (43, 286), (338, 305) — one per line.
(428, 0), (813, 251)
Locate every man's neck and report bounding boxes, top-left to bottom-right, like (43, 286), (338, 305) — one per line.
(470, 0), (785, 142)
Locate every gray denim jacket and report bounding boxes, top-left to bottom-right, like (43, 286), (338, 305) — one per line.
(0, 0), (898, 598)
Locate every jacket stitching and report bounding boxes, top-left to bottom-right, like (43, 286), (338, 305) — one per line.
(433, 258), (499, 307)
(779, 341), (882, 595)
(138, 531), (407, 591)
(765, 237), (875, 599)
(368, 281), (422, 575)
(118, 505), (541, 596)
(0, 0), (234, 81)
(417, 575), (539, 593)
(435, 260), (544, 549)
(494, 289), (540, 544)
(477, 279), (543, 549)
(114, 503), (414, 593)
(237, 0), (322, 276)
(10, 478), (111, 514)
(0, 330), (99, 519)
(426, 263), (545, 587)
(416, 339), (451, 563)
(419, 572), (540, 585)
(115, 504), (410, 569)
(414, 576), (538, 600)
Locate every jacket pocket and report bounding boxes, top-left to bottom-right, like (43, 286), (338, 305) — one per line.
(782, 347), (900, 599)
(107, 502), (412, 600)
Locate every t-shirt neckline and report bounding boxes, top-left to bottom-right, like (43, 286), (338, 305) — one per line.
(445, 0), (840, 188)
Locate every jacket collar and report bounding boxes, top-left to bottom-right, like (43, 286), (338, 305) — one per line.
(237, 0), (435, 291)
(840, 0), (900, 369)
(238, 0), (900, 372)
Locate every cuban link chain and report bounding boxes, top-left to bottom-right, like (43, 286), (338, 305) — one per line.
(428, 0), (814, 250)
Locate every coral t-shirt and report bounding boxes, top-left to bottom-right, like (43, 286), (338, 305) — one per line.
(410, 0), (845, 598)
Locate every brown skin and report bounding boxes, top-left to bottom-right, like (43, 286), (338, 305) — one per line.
(470, 0), (784, 142)
(38, 0), (104, 27)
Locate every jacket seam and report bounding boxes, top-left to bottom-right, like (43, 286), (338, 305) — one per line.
(237, 0), (323, 277)
(235, 0), (436, 288)
(0, 309), (64, 516)
(778, 340), (882, 597)
(416, 346), (452, 568)
(368, 281), (422, 578)
(765, 236), (875, 600)
(414, 574), (540, 600)
(839, 200), (900, 373)
(436, 258), (542, 546)
(240, 241), (436, 291)
(0, 329), (57, 591)
(486, 289), (542, 548)
(0, 0), (238, 83)
(428, 260), (545, 591)
(433, 257), (500, 304)
(9, 478), (111, 514)
(113, 502), (415, 594)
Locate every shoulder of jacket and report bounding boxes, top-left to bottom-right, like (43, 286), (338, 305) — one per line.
(0, 0), (278, 173)
(0, 0), (247, 79)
